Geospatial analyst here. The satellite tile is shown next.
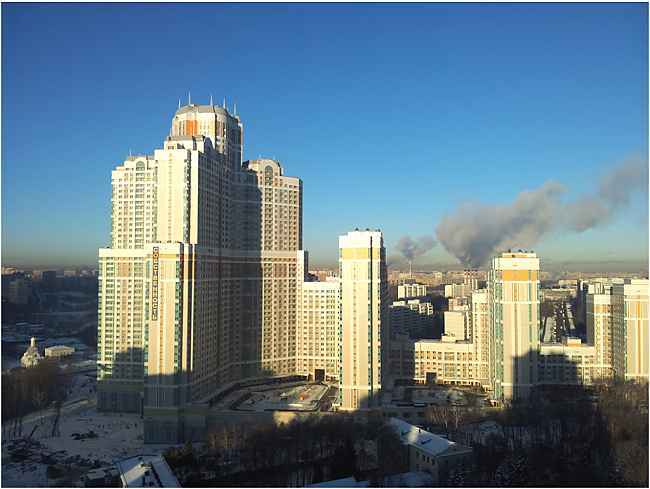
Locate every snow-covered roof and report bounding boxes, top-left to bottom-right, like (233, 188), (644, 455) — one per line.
(308, 476), (359, 487)
(387, 418), (472, 457)
(117, 454), (180, 487)
(357, 471), (436, 488)
(45, 345), (75, 351)
(85, 469), (109, 481)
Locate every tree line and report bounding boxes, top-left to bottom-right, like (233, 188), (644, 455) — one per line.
(1, 362), (71, 438)
(164, 416), (380, 486)
(160, 379), (647, 487)
(430, 381), (648, 486)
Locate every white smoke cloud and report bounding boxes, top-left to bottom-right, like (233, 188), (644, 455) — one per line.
(435, 155), (648, 268)
(396, 235), (437, 262)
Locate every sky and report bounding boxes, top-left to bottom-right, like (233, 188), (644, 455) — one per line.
(2, 2), (648, 273)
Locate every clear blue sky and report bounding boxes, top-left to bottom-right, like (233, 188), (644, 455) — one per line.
(2, 2), (648, 272)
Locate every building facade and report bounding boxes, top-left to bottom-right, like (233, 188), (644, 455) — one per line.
(297, 277), (340, 380)
(488, 252), (540, 400)
(586, 291), (613, 380)
(388, 299), (434, 339)
(398, 283), (428, 299)
(338, 230), (388, 411)
(97, 101), (306, 442)
(612, 280), (649, 381)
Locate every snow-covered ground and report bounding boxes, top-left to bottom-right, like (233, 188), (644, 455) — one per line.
(236, 383), (329, 412)
(1, 372), (170, 488)
(411, 388), (466, 405)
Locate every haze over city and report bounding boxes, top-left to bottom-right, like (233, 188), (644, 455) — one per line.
(2, 2), (648, 272)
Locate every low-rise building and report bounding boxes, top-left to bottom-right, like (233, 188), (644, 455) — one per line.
(117, 454), (179, 488)
(381, 418), (473, 479)
(45, 345), (75, 358)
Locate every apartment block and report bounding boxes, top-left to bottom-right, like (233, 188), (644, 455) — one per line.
(97, 101), (306, 443)
(612, 280), (649, 381)
(488, 252), (540, 400)
(388, 299), (434, 339)
(444, 284), (472, 298)
(443, 310), (469, 340)
(297, 277), (340, 380)
(338, 230), (388, 411)
(398, 283), (428, 299)
(586, 291), (613, 380)
(538, 338), (601, 385)
(389, 335), (488, 387)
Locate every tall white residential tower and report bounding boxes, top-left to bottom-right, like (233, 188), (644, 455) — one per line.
(338, 230), (388, 411)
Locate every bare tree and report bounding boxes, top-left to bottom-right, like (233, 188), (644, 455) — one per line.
(426, 403), (452, 437)
(32, 387), (47, 424)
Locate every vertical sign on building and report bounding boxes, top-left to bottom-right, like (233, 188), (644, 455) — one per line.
(151, 247), (159, 321)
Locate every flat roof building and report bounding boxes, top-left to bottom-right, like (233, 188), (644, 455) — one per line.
(117, 455), (179, 487)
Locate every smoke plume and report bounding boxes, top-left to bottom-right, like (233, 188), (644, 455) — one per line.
(396, 235), (437, 262)
(435, 155), (648, 268)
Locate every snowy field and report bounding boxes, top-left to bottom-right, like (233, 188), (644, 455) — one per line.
(1, 373), (170, 488)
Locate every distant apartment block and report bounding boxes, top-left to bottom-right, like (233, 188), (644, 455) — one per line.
(444, 283), (472, 298)
(8, 278), (30, 304)
(398, 283), (428, 299)
(389, 299), (434, 339)
(443, 310), (469, 340)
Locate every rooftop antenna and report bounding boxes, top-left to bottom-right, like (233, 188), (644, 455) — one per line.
(178, 99), (181, 109)
(188, 92), (191, 105)
(130, 149), (132, 157)
(234, 103), (237, 115)
(223, 98), (226, 109)
(210, 94), (213, 106)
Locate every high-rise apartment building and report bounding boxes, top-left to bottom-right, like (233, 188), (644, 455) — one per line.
(388, 299), (434, 339)
(612, 280), (649, 381)
(488, 252), (540, 400)
(97, 101), (305, 442)
(338, 230), (388, 412)
(586, 291), (613, 380)
(470, 290), (489, 374)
